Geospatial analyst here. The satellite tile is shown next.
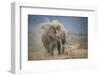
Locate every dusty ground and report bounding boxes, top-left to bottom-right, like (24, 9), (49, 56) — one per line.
(28, 43), (88, 61)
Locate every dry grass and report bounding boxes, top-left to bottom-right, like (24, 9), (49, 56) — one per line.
(64, 43), (88, 58)
(64, 49), (88, 59)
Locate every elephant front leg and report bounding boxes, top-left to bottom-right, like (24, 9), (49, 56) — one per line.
(50, 48), (54, 56)
(62, 46), (65, 54)
(57, 41), (62, 55)
(49, 43), (54, 56)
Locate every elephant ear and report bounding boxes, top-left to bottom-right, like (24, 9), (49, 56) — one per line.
(41, 23), (50, 31)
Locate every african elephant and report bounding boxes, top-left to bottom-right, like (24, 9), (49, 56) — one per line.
(41, 21), (66, 56)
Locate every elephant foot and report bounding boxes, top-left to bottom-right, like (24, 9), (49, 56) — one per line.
(50, 51), (54, 56)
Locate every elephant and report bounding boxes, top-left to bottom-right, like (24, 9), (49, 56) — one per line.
(41, 22), (66, 56)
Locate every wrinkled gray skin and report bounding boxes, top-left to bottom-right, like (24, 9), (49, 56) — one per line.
(41, 25), (66, 56)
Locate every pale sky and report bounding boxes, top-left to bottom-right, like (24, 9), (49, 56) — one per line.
(28, 15), (88, 33)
